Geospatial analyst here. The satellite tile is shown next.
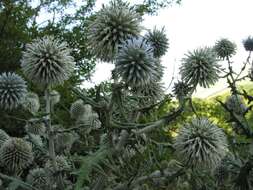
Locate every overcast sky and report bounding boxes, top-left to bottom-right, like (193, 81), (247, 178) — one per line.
(38, 0), (253, 97)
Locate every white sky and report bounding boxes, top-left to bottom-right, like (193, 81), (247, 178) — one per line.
(38, 0), (253, 97)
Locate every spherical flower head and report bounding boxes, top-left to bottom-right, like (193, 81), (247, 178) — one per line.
(172, 81), (192, 99)
(214, 38), (236, 59)
(225, 95), (247, 115)
(243, 36), (253, 51)
(0, 129), (10, 146)
(0, 72), (27, 110)
(70, 99), (86, 119)
(115, 38), (160, 87)
(21, 36), (75, 87)
(145, 27), (169, 58)
(26, 168), (50, 189)
(174, 117), (228, 169)
(26, 118), (46, 136)
(22, 92), (40, 114)
(180, 47), (220, 88)
(0, 138), (33, 172)
(87, 0), (142, 61)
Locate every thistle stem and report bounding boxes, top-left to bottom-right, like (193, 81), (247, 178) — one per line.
(45, 87), (65, 189)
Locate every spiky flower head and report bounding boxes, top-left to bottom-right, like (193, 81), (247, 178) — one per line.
(0, 72), (27, 110)
(114, 38), (160, 87)
(174, 117), (228, 169)
(26, 168), (50, 189)
(0, 129), (10, 145)
(145, 27), (169, 58)
(70, 99), (86, 119)
(243, 36), (253, 51)
(21, 36), (75, 87)
(0, 138), (33, 172)
(225, 95), (247, 115)
(87, 0), (142, 62)
(22, 92), (40, 114)
(50, 90), (60, 105)
(25, 118), (46, 136)
(213, 38), (236, 59)
(172, 81), (192, 99)
(180, 47), (220, 88)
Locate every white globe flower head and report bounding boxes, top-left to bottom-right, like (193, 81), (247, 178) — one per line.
(174, 117), (228, 169)
(145, 26), (169, 58)
(87, 0), (142, 62)
(21, 36), (75, 87)
(180, 47), (220, 88)
(114, 37), (161, 87)
(0, 72), (27, 110)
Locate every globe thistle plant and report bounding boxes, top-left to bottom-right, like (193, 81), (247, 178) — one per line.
(180, 47), (220, 88)
(0, 138), (33, 172)
(174, 117), (228, 169)
(21, 36), (75, 87)
(0, 129), (10, 145)
(225, 95), (247, 115)
(86, 0), (142, 61)
(26, 168), (50, 189)
(70, 99), (86, 119)
(0, 72), (27, 110)
(243, 36), (253, 51)
(114, 38), (160, 87)
(26, 118), (46, 136)
(145, 27), (169, 58)
(214, 38), (236, 59)
(22, 92), (40, 114)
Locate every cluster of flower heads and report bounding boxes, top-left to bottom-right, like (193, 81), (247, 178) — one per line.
(0, 72), (27, 110)
(174, 117), (228, 169)
(21, 36), (75, 87)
